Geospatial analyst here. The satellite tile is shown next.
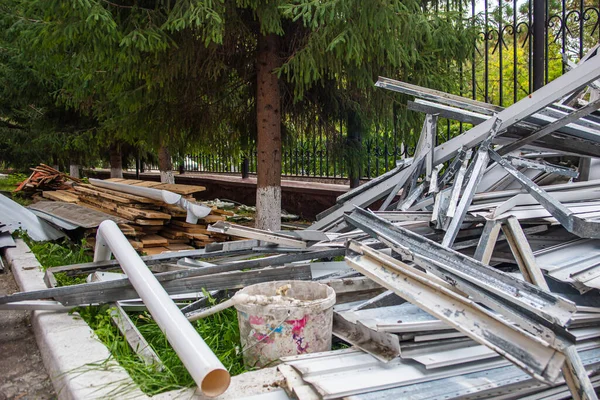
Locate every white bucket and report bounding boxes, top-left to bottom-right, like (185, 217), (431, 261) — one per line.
(234, 280), (336, 368)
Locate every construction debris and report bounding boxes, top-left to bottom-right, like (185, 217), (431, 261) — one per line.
(5, 49), (600, 400)
(16, 177), (241, 254)
(14, 164), (82, 193)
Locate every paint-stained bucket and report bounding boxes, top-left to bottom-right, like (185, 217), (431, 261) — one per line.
(234, 280), (336, 368)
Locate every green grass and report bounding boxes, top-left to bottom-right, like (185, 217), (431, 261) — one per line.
(18, 233), (94, 286)
(18, 231), (248, 394)
(78, 299), (247, 396)
(0, 173), (28, 192)
(0, 173), (32, 206)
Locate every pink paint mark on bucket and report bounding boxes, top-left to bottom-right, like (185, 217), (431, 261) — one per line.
(253, 332), (274, 344)
(249, 315), (264, 325)
(286, 315), (308, 335)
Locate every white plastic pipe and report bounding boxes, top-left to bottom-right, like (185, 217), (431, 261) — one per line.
(94, 220), (230, 397)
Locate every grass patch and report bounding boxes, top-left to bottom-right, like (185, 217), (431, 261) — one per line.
(18, 233), (93, 286)
(0, 173), (32, 206)
(0, 173), (28, 192)
(79, 299), (247, 396)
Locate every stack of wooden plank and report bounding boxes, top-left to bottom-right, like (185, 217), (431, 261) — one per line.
(58, 178), (237, 255)
(15, 164), (82, 193)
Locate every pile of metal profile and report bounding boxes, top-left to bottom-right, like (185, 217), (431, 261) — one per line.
(271, 49), (600, 400)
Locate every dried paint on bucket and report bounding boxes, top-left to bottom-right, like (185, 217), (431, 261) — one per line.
(234, 280), (336, 368)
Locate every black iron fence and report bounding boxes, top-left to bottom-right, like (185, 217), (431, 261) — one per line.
(147, 0), (599, 180)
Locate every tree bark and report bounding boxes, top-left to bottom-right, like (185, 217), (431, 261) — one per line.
(255, 33), (282, 231)
(69, 163), (80, 179)
(158, 144), (174, 184)
(109, 143), (123, 179)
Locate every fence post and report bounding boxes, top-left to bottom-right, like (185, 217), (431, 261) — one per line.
(346, 109), (362, 188)
(533, 0), (546, 90)
(241, 157), (249, 179)
(135, 152), (140, 179)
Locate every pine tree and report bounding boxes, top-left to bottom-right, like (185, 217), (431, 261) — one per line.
(4, 0), (475, 229)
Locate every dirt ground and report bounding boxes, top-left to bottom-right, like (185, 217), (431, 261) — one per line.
(0, 261), (56, 400)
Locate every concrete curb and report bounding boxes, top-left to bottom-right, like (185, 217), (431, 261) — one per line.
(4, 239), (287, 400)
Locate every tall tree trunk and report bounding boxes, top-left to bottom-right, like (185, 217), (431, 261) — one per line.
(52, 155), (59, 172)
(109, 143), (123, 179)
(255, 33), (282, 231)
(69, 163), (80, 179)
(346, 109), (362, 188)
(158, 144), (174, 184)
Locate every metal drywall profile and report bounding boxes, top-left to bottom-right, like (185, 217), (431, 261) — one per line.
(490, 150), (600, 239)
(0, 248), (341, 305)
(89, 178), (211, 224)
(498, 98), (600, 155)
(345, 240), (565, 384)
(490, 189), (600, 218)
(93, 220), (231, 397)
(0, 193), (65, 241)
(379, 55), (600, 164)
(335, 160), (412, 205)
(208, 221), (307, 248)
(90, 271), (163, 370)
(409, 98), (600, 157)
(332, 313), (401, 362)
(344, 208), (577, 331)
(349, 347), (600, 400)
(507, 156), (579, 178)
(317, 63), (600, 232)
(499, 217), (598, 400)
(443, 124), (499, 247)
(383, 78), (600, 141)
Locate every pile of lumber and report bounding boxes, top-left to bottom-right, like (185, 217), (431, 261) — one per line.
(15, 164), (82, 193)
(43, 178), (236, 255)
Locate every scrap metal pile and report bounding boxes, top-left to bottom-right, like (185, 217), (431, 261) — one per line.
(3, 50), (600, 399)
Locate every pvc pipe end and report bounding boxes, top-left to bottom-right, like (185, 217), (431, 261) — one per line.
(201, 369), (231, 397)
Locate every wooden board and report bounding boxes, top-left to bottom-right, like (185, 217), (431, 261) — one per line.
(159, 229), (188, 239)
(85, 184), (159, 204)
(210, 208), (235, 216)
(117, 224), (137, 236)
(200, 215), (227, 223)
(166, 225), (212, 235)
(154, 183), (206, 195)
(42, 190), (79, 203)
(182, 232), (210, 241)
(104, 178), (126, 182)
(28, 201), (127, 228)
(109, 179), (205, 195)
(78, 195), (118, 212)
(119, 179), (145, 185)
(73, 185), (136, 204)
(134, 219), (165, 226)
(120, 206), (171, 220)
(166, 244), (195, 251)
(169, 220), (207, 229)
(166, 238), (191, 244)
(143, 246), (169, 255)
(131, 181), (163, 188)
(193, 239), (216, 247)
(140, 234), (169, 247)
(162, 205), (187, 217)
(128, 239), (143, 250)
